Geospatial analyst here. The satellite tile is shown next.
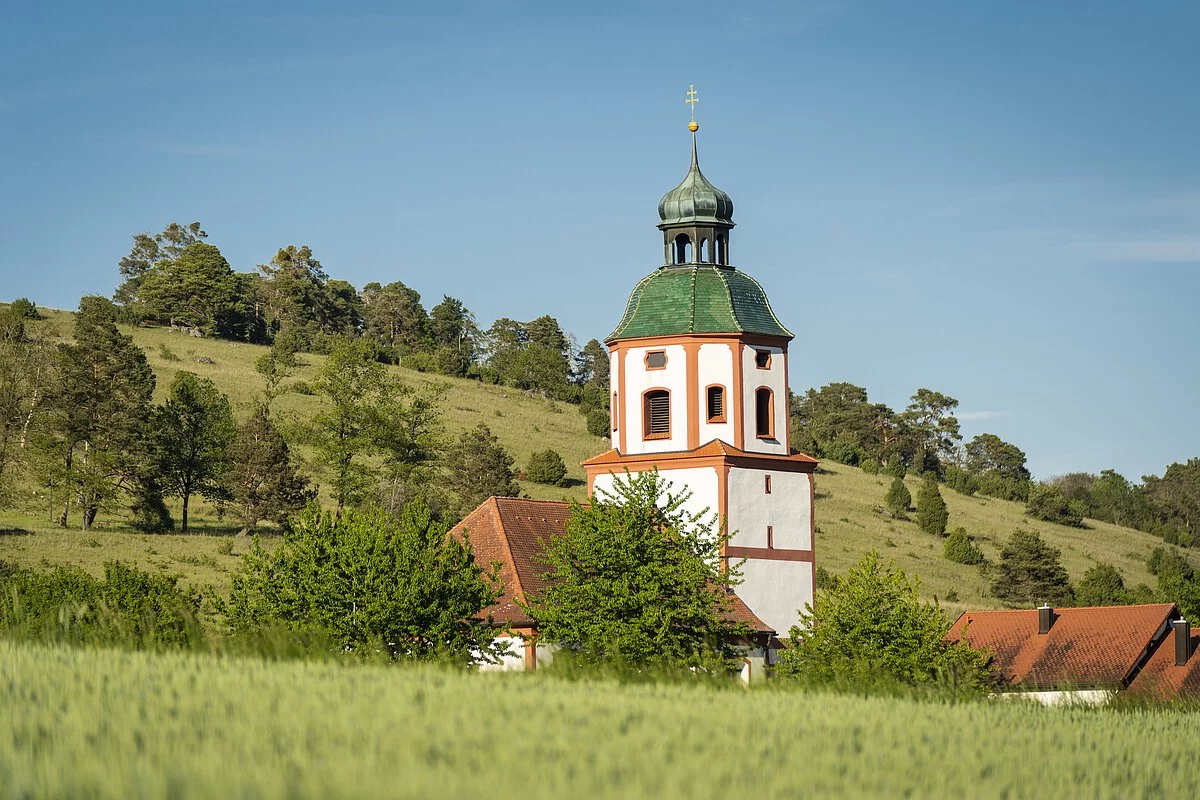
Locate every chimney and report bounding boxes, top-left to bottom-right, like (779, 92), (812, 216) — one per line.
(1174, 618), (1192, 667)
(1037, 604), (1054, 635)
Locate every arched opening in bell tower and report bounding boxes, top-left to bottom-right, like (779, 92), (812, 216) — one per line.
(673, 234), (692, 264)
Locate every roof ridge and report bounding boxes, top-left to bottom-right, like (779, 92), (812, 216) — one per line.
(689, 267), (697, 333)
(607, 271), (656, 341)
(713, 266), (740, 332)
(735, 270), (795, 338)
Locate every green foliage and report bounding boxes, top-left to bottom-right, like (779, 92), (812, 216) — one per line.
(943, 528), (984, 566)
(584, 405), (610, 438)
(137, 242), (258, 339)
(7, 298), (38, 319)
(526, 449), (568, 486)
(484, 316), (573, 399)
(114, 222), (207, 319)
(814, 565), (840, 591)
(259, 245), (361, 344)
(1143, 459), (1200, 546)
(1147, 547), (1200, 620)
(1075, 563), (1131, 606)
(152, 372), (236, 531)
(441, 423), (520, 515)
(228, 502), (503, 663)
(823, 437), (862, 466)
(886, 458), (907, 479)
(943, 464), (978, 496)
(0, 560), (202, 648)
(0, 305), (52, 510)
(225, 406), (314, 534)
(527, 471), (747, 671)
(859, 458), (879, 475)
(900, 389), (962, 473)
(884, 477), (911, 517)
(777, 551), (990, 692)
(1026, 483), (1084, 527)
(990, 529), (1074, 607)
(916, 476), (949, 536)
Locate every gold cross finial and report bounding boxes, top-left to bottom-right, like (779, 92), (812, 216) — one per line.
(685, 84), (699, 131)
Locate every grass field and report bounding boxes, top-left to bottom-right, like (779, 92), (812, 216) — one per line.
(0, 310), (1168, 616)
(2, 640), (1196, 798)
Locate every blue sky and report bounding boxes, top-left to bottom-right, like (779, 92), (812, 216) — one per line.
(1, 1), (1197, 481)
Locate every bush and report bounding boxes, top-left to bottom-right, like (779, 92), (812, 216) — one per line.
(916, 477), (949, 536)
(943, 528), (984, 565)
(526, 449), (568, 487)
(1026, 484), (1084, 527)
(8, 297), (39, 319)
(944, 465), (978, 496)
(860, 458), (879, 475)
(1075, 563), (1131, 606)
(885, 478), (911, 518)
(886, 458), (907, 479)
(0, 561), (202, 648)
(990, 529), (1074, 607)
(585, 406), (610, 438)
(823, 439), (861, 466)
(776, 551), (991, 692)
(289, 380), (315, 396)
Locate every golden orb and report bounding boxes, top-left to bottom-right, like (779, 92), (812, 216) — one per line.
(688, 120), (699, 132)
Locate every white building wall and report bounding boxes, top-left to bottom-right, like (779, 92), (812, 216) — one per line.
(592, 466), (720, 535)
(622, 345), (688, 454)
(609, 351), (620, 449)
(739, 559), (812, 637)
(696, 343), (735, 446)
(726, 469), (812, 550)
(477, 636), (526, 672)
(739, 344), (789, 455)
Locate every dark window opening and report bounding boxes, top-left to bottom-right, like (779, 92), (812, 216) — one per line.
(646, 350), (667, 369)
(765, 475), (772, 494)
(755, 388), (773, 438)
(754, 350), (771, 369)
(644, 390), (670, 438)
(767, 525), (774, 549)
(706, 385), (725, 422)
(611, 392), (618, 431)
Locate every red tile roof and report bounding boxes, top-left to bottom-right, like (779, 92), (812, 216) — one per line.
(1127, 625), (1200, 700)
(582, 439), (818, 467)
(946, 604), (1176, 689)
(450, 496), (774, 635)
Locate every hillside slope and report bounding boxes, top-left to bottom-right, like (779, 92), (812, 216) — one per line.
(0, 312), (1165, 615)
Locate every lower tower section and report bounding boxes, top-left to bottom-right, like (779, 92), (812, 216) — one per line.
(584, 441), (816, 637)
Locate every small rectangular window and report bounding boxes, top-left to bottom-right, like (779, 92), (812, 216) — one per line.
(646, 351), (667, 369)
(611, 393), (618, 431)
(764, 475), (772, 494)
(767, 525), (774, 549)
(706, 385), (725, 422)
(755, 388), (774, 439)
(754, 350), (771, 369)
(644, 390), (670, 438)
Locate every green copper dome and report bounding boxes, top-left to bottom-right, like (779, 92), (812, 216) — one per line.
(607, 265), (793, 342)
(657, 136), (734, 227)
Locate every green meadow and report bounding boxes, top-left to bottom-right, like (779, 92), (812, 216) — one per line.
(1, 640), (1195, 799)
(0, 311), (1166, 616)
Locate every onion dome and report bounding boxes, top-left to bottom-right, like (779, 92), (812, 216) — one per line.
(657, 135), (735, 228)
(607, 265), (792, 342)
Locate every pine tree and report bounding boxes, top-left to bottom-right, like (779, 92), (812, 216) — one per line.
(990, 529), (1074, 606)
(916, 476), (949, 536)
(441, 423), (520, 515)
(226, 406), (314, 534)
(885, 477), (911, 518)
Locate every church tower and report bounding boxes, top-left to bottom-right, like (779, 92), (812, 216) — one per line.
(583, 92), (816, 636)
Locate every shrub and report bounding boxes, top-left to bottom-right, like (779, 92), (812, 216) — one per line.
(885, 478), (911, 518)
(585, 406), (610, 438)
(943, 528), (984, 565)
(944, 465), (978, 496)
(1075, 563), (1131, 606)
(777, 551), (991, 692)
(8, 297), (39, 319)
(886, 458), (907, 479)
(916, 477), (949, 536)
(815, 565), (840, 591)
(526, 449), (568, 487)
(290, 380), (315, 396)
(823, 439), (861, 467)
(990, 529), (1074, 607)
(1025, 484), (1084, 527)
(860, 458), (879, 475)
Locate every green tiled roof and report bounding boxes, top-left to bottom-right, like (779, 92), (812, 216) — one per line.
(607, 266), (793, 342)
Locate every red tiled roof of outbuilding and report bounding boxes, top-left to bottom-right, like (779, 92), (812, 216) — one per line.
(945, 604), (1176, 689)
(1127, 625), (1200, 700)
(450, 496), (774, 635)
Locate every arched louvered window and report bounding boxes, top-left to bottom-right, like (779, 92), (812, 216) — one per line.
(755, 387), (774, 439)
(706, 385), (725, 423)
(643, 390), (671, 439)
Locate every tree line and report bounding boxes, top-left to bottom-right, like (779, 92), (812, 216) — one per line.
(111, 221), (613, 435)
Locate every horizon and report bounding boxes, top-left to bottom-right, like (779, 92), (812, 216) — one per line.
(2, 1), (1197, 481)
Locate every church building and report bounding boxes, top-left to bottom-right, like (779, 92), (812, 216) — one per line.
(454, 97), (815, 674)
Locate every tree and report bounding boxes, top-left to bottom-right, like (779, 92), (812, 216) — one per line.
(790, 383), (879, 463)
(38, 297), (156, 528)
(153, 372), (237, 532)
(258, 245), (359, 343)
(900, 389), (962, 473)
(225, 405), (314, 534)
(943, 528), (984, 565)
(916, 476), (949, 536)
(964, 433), (1031, 501)
(362, 280), (429, 353)
(776, 551), (990, 691)
(1143, 459), (1200, 546)
(137, 242), (247, 336)
(0, 304), (52, 509)
(441, 423), (520, 515)
(228, 502), (503, 664)
(1025, 483), (1084, 527)
(525, 470), (747, 670)
(526, 449), (567, 487)
(573, 338), (610, 389)
(990, 529), (1074, 607)
(114, 221), (207, 316)
(885, 477), (911, 518)
(1075, 563), (1131, 607)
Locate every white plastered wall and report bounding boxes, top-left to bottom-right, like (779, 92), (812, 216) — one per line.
(609, 350), (620, 450)
(739, 559), (813, 637)
(740, 344), (788, 455)
(592, 466), (720, 535)
(621, 344), (688, 454)
(697, 343), (735, 446)
(477, 636), (525, 672)
(726, 469), (812, 550)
